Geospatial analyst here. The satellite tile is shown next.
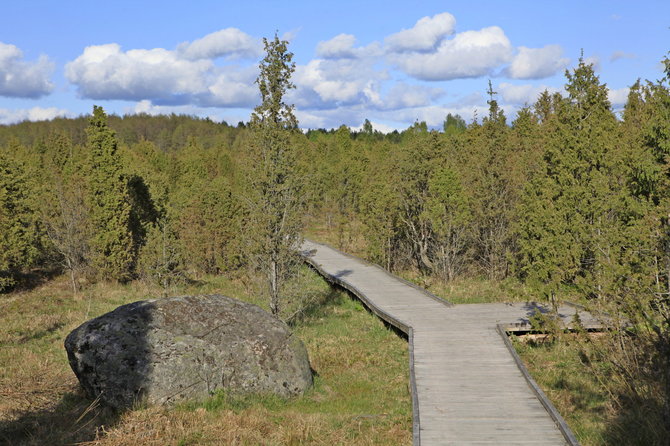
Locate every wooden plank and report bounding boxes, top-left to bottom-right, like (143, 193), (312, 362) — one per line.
(301, 239), (578, 446)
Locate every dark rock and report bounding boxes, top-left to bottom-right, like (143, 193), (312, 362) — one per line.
(64, 294), (312, 409)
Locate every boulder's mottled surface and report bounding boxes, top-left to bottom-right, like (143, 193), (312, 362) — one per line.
(64, 294), (312, 409)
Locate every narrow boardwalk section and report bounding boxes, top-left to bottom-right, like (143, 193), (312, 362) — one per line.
(302, 239), (580, 446)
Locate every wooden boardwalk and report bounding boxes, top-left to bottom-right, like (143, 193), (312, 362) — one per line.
(301, 239), (582, 446)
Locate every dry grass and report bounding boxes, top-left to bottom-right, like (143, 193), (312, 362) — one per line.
(0, 269), (411, 445)
(512, 333), (660, 446)
(303, 216), (368, 259)
(394, 272), (534, 305)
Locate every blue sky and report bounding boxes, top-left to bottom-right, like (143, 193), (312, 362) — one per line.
(1, 1), (668, 131)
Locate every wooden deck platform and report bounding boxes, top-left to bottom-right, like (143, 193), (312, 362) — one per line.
(301, 239), (582, 446)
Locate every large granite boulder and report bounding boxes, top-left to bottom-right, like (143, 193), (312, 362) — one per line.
(64, 294), (312, 409)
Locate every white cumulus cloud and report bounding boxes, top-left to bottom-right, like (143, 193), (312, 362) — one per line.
(378, 83), (445, 110)
(177, 28), (261, 60)
(317, 34), (356, 58)
(385, 12), (456, 52)
(66, 44), (210, 101)
(291, 57), (388, 109)
(498, 83), (560, 105)
(389, 26), (513, 81)
(0, 42), (54, 98)
(583, 55), (601, 71)
(506, 45), (569, 79)
(294, 60), (362, 103)
(0, 106), (70, 125)
(608, 87), (630, 107)
(316, 34), (382, 60)
(205, 70), (258, 107)
(65, 29), (261, 108)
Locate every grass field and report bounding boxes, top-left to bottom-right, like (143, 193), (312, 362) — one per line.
(0, 267), (411, 445)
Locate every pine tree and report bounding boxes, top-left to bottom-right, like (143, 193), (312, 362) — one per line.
(87, 106), (135, 281)
(247, 34), (303, 317)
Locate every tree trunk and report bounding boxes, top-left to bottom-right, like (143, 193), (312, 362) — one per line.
(270, 259), (280, 316)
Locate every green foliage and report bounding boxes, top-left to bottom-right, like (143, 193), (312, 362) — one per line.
(325, 126), (366, 250)
(86, 106), (136, 281)
(247, 34), (304, 317)
(360, 166), (401, 270)
(516, 58), (624, 303)
(396, 130), (444, 273)
(137, 218), (185, 296)
(425, 166), (472, 281)
(0, 110), (250, 289)
(0, 152), (41, 290)
(464, 85), (514, 279)
(515, 171), (582, 306)
(443, 113), (466, 136)
(172, 175), (242, 274)
(39, 132), (91, 292)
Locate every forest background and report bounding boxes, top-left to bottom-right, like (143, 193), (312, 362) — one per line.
(1, 51), (670, 443)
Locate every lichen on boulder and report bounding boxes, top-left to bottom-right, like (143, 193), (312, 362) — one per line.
(64, 294), (312, 409)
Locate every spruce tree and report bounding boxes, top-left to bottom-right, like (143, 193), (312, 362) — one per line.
(247, 34), (303, 317)
(87, 106), (134, 281)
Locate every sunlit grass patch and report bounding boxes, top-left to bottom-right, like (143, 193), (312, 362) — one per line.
(394, 272), (533, 304)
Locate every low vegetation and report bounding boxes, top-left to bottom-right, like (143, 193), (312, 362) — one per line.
(514, 336), (610, 445)
(514, 332), (668, 446)
(0, 268), (411, 445)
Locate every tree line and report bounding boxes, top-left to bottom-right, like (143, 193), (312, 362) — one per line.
(1, 47), (669, 437)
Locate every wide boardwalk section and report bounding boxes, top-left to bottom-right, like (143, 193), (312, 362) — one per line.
(302, 239), (579, 446)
